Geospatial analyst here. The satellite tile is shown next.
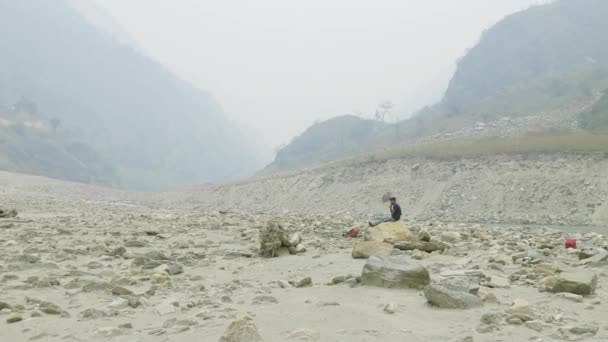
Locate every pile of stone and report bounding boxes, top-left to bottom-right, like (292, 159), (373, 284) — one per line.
(259, 222), (306, 257)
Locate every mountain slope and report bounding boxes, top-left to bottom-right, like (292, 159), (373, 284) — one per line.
(443, 0), (608, 113)
(264, 115), (386, 172)
(0, 0), (262, 190)
(266, 0), (608, 173)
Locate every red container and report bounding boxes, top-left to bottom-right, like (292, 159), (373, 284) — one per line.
(565, 239), (577, 249)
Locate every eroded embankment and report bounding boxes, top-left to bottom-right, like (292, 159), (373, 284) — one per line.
(180, 153), (608, 226)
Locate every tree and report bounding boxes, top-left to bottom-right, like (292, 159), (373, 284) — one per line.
(374, 101), (394, 122)
(50, 118), (61, 132)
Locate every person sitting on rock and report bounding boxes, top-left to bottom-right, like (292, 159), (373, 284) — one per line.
(369, 197), (402, 227)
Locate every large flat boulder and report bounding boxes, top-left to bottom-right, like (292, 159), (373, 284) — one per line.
(364, 221), (414, 243)
(352, 241), (393, 259)
(549, 271), (597, 295)
(424, 284), (483, 309)
(361, 256), (430, 289)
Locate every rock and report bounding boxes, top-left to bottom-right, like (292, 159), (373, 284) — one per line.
(424, 284), (483, 309)
(259, 222), (287, 258)
(352, 241), (393, 259)
(282, 232), (302, 248)
(383, 303), (397, 314)
(479, 291), (499, 304)
(441, 232), (461, 243)
(119, 323), (133, 329)
(418, 230), (432, 242)
(112, 286), (133, 296)
(510, 299), (532, 315)
(393, 240), (448, 253)
(95, 327), (124, 338)
(286, 328), (320, 341)
(144, 250), (169, 260)
(295, 244), (307, 254)
(108, 298), (129, 309)
(252, 296), (279, 305)
(364, 221), (414, 243)
(81, 308), (108, 320)
(6, 315), (22, 323)
(525, 320), (543, 332)
(531, 263), (561, 276)
(480, 312), (500, 325)
(550, 271), (597, 295)
(125, 240), (146, 248)
(295, 277), (312, 288)
(361, 256), (430, 289)
(111, 247), (127, 257)
(440, 277), (480, 295)
(555, 293), (584, 303)
(453, 337), (474, 342)
(154, 298), (180, 315)
(589, 250), (608, 265)
(219, 315), (264, 342)
(0, 208), (17, 218)
(166, 263), (184, 275)
(482, 275), (510, 289)
(0, 302), (13, 311)
(568, 324), (599, 335)
(507, 317), (524, 325)
(578, 248), (598, 260)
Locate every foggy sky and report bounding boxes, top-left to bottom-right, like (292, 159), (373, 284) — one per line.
(90, 0), (546, 154)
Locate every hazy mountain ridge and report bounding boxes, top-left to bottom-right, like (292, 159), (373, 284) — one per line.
(0, 0), (262, 190)
(267, 0), (608, 173)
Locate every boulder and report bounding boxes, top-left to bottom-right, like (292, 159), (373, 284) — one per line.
(394, 240), (448, 253)
(549, 271), (597, 295)
(439, 277), (480, 295)
(424, 284), (483, 309)
(352, 241), (393, 259)
(364, 221), (414, 243)
(361, 256), (430, 289)
(219, 316), (264, 342)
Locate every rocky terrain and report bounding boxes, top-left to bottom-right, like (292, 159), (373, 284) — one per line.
(180, 152), (608, 227)
(1, 170), (607, 341)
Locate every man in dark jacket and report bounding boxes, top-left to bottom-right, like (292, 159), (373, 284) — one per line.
(369, 197), (402, 227)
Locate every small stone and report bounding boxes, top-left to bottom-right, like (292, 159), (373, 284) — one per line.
(166, 263), (184, 275)
(507, 317), (524, 325)
(525, 320), (543, 332)
(6, 315), (22, 323)
(418, 230), (432, 242)
(511, 299), (532, 314)
(112, 286), (133, 296)
(568, 324), (599, 335)
(555, 293), (583, 303)
(480, 312), (500, 325)
(119, 323), (133, 329)
(252, 296), (278, 305)
(295, 277), (312, 288)
(383, 303), (397, 314)
(286, 328), (320, 341)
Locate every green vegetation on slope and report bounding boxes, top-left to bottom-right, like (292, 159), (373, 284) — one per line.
(444, 0), (608, 113)
(579, 89), (608, 130)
